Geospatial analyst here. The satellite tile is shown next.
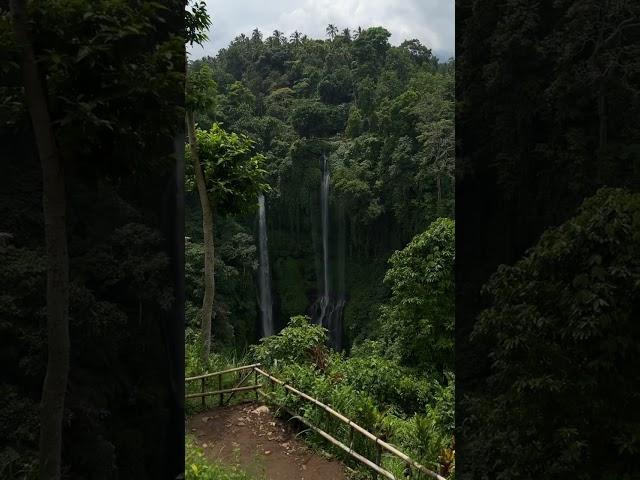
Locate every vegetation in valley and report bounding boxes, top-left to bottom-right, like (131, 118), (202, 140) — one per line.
(185, 22), (454, 351)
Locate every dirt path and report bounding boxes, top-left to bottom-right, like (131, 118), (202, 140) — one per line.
(186, 401), (348, 480)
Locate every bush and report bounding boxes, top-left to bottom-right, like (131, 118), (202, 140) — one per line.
(250, 315), (328, 369)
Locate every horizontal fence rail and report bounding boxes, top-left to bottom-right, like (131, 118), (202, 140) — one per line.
(185, 363), (261, 407)
(186, 364), (446, 480)
(185, 384), (260, 399)
(185, 363), (261, 382)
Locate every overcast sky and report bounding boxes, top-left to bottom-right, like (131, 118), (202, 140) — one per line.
(189, 0), (454, 61)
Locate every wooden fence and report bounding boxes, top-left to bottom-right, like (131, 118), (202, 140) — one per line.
(185, 364), (447, 480)
(185, 363), (261, 407)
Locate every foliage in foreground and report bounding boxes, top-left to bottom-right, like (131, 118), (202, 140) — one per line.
(251, 316), (454, 478)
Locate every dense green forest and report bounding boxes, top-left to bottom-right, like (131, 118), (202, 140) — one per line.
(185, 19), (455, 479)
(186, 25), (454, 349)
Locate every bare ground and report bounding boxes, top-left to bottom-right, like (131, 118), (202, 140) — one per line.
(186, 401), (348, 480)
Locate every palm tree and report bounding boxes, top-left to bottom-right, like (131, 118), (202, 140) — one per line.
(354, 26), (363, 40)
(342, 28), (351, 41)
(290, 30), (302, 45)
(326, 24), (338, 40)
(272, 29), (282, 44)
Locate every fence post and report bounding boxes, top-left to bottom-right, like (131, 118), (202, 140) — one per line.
(349, 425), (354, 450)
(374, 440), (382, 479)
(218, 374), (223, 406)
(201, 377), (205, 407)
(254, 369), (259, 401)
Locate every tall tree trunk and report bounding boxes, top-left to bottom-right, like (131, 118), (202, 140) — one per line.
(10, 1), (70, 479)
(186, 111), (214, 362)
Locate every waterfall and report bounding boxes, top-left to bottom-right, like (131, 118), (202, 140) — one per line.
(311, 155), (345, 350)
(322, 155), (331, 298)
(258, 194), (273, 337)
(318, 154), (331, 325)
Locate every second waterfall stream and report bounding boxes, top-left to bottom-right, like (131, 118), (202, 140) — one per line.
(257, 193), (274, 337)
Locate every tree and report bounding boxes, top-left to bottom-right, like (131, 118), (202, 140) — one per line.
(185, 123), (269, 359)
(290, 30), (302, 45)
(317, 68), (353, 104)
(326, 24), (338, 40)
(352, 27), (392, 75)
(290, 100), (332, 137)
(226, 81), (255, 109)
(379, 218), (454, 377)
(354, 77), (376, 115)
(185, 0), (215, 362)
(419, 118), (454, 205)
(270, 29), (286, 45)
(400, 39), (433, 65)
(345, 106), (363, 138)
(186, 0), (211, 47)
(186, 65), (217, 361)
(9, 2), (69, 478)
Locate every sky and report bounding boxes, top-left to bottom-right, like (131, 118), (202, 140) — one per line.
(189, 0), (454, 61)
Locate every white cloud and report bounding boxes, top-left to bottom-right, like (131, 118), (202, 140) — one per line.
(189, 0), (454, 60)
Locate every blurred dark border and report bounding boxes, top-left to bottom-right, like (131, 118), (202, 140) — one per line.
(0, 1), (185, 478)
(456, 0), (640, 478)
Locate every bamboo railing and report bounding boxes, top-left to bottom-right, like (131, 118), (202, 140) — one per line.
(185, 363), (261, 407)
(186, 364), (447, 480)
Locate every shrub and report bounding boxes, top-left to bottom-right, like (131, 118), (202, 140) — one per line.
(250, 315), (328, 369)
